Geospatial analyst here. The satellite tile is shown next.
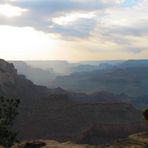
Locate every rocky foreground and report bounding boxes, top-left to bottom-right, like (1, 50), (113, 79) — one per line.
(5, 132), (147, 148)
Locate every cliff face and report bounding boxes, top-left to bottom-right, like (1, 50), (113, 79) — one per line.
(0, 59), (49, 98)
(0, 59), (147, 144)
(0, 59), (17, 85)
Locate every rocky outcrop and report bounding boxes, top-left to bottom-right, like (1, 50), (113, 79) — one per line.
(0, 59), (49, 98)
(0, 59), (17, 85)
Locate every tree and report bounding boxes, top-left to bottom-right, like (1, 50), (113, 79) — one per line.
(0, 96), (20, 148)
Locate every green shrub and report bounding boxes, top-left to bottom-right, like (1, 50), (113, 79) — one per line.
(0, 96), (20, 148)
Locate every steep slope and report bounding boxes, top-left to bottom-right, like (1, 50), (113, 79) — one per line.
(0, 59), (49, 100)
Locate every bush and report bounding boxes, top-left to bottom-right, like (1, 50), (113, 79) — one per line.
(143, 108), (148, 120)
(0, 96), (20, 148)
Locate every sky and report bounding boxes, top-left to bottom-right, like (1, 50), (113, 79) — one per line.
(0, 0), (148, 61)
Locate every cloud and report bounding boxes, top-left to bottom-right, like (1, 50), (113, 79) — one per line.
(90, 1), (148, 53)
(0, 0), (147, 59)
(0, 4), (28, 17)
(49, 18), (96, 39)
(50, 11), (96, 26)
(0, 0), (112, 34)
(0, 0), (101, 37)
(47, 11), (97, 39)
